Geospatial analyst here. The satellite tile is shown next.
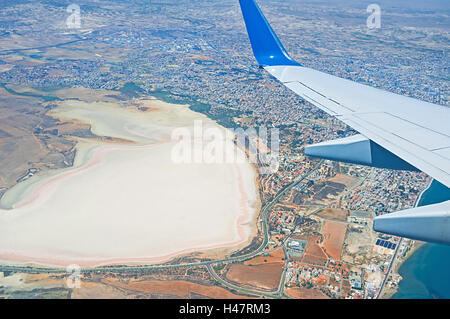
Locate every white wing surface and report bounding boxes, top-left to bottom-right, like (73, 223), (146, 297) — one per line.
(238, 0), (450, 245)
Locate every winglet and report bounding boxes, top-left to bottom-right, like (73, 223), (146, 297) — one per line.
(238, 0), (301, 67)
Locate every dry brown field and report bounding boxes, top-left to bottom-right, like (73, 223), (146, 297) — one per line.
(322, 220), (347, 260)
(294, 235), (328, 266)
(316, 208), (348, 221)
(226, 262), (283, 290)
(328, 173), (359, 187)
(244, 247), (285, 266)
(285, 287), (330, 299)
(103, 278), (251, 299)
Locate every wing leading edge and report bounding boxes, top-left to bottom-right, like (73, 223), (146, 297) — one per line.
(238, 0), (450, 245)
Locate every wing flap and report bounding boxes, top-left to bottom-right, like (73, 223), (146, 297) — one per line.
(435, 148), (450, 159)
(341, 117), (450, 186)
(284, 81), (353, 115)
(353, 112), (450, 151)
(239, 0), (450, 245)
(266, 66), (450, 138)
(265, 66), (450, 187)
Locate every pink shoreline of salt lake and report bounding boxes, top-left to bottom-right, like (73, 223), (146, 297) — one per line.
(0, 142), (258, 268)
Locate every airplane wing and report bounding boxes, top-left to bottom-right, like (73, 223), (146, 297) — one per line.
(238, 0), (450, 245)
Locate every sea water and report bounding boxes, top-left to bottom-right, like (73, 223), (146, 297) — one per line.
(393, 180), (450, 299)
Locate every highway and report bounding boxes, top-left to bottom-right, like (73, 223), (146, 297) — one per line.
(0, 160), (324, 297)
(206, 264), (278, 298)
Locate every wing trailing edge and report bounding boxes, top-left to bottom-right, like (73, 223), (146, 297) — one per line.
(237, 0), (450, 245)
(305, 134), (419, 171)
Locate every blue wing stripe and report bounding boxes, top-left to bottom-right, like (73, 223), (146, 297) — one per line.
(238, 0), (301, 67)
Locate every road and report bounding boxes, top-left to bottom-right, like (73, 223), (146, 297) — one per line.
(375, 176), (432, 299)
(376, 238), (402, 299)
(206, 264), (278, 298)
(0, 160), (324, 297)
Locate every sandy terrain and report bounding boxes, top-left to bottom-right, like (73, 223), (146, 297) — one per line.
(295, 235), (328, 266)
(226, 262), (283, 290)
(244, 247), (285, 266)
(328, 173), (359, 187)
(1, 272), (250, 299)
(344, 224), (378, 259)
(0, 97), (260, 267)
(316, 208), (348, 221)
(71, 281), (129, 299)
(321, 220), (347, 260)
(285, 287), (330, 299)
(0, 90), (78, 191)
(102, 278), (251, 299)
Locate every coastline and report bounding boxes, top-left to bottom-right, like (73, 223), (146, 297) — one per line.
(379, 240), (425, 299)
(380, 178), (450, 299)
(379, 177), (432, 299)
(193, 161), (262, 262)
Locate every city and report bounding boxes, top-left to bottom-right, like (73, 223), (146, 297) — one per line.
(0, 0), (449, 301)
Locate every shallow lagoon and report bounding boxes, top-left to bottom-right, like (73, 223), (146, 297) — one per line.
(0, 99), (259, 267)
